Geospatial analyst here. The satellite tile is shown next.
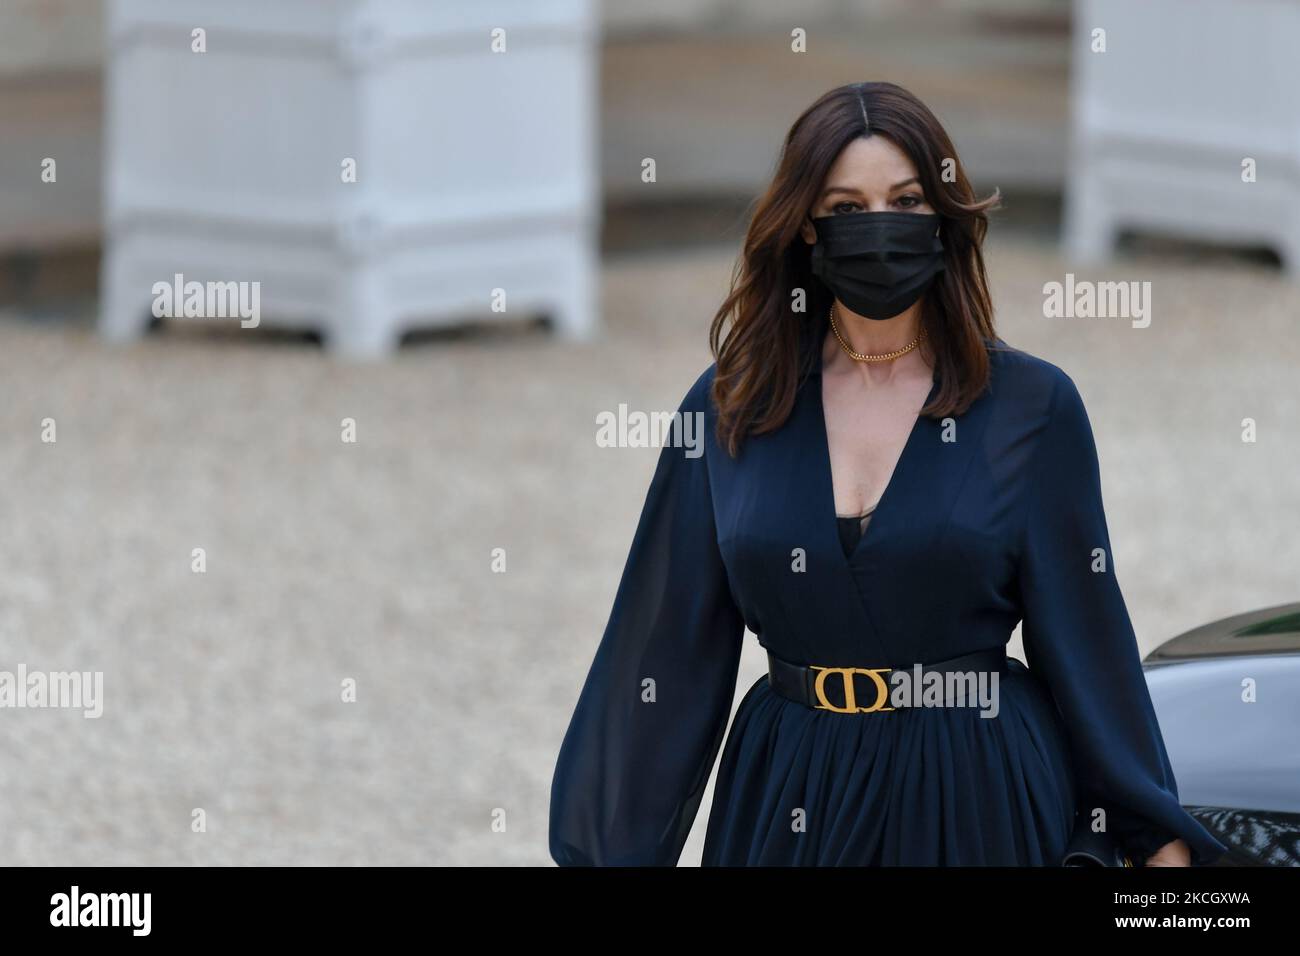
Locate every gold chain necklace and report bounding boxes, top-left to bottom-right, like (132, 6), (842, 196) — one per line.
(827, 302), (925, 362)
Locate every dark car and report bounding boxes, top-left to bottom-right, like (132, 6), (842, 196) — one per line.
(1144, 602), (1300, 866)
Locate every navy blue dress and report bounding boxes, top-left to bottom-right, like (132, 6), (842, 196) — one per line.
(549, 330), (1229, 867)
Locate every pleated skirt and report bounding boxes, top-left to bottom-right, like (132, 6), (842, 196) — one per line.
(701, 657), (1077, 865)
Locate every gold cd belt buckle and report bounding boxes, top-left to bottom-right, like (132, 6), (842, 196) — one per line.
(810, 665), (895, 714)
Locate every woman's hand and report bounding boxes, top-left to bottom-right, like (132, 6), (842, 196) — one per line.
(1144, 838), (1192, 866)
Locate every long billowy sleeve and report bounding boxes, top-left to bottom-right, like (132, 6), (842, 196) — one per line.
(1018, 370), (1228, 867)
(548, 372), (746, 866)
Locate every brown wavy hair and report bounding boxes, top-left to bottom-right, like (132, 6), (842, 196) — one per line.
(709, 81), (1002, 456)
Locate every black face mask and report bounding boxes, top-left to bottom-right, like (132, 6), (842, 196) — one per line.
(809, 211), (946, 320)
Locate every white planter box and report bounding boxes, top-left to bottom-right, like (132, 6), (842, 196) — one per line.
(100, 0), (599, 356)
(1063, 0), (1300, 275)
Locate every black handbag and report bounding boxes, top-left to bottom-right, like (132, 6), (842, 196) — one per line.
(1062, 812), (1135, 867)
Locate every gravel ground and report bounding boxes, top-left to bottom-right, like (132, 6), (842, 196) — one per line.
(0, 233), (1297, 865)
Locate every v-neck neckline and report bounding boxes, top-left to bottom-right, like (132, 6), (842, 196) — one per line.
(811, 345), (939, 567)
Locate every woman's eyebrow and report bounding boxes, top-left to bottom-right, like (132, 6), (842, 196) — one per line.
(820, 177), (921, 199)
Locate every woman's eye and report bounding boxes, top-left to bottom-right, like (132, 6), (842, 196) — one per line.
(831, 201), (863, 214)
(895, 195), (923, 208)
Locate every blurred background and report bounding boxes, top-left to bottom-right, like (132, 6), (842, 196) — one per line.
(0, 0), (1296, 865)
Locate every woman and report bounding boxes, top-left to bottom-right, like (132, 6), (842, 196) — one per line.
(548, 81), (1228, 867)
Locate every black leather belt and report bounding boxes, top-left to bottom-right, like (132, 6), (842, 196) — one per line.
(767, 647), (1008, 713)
